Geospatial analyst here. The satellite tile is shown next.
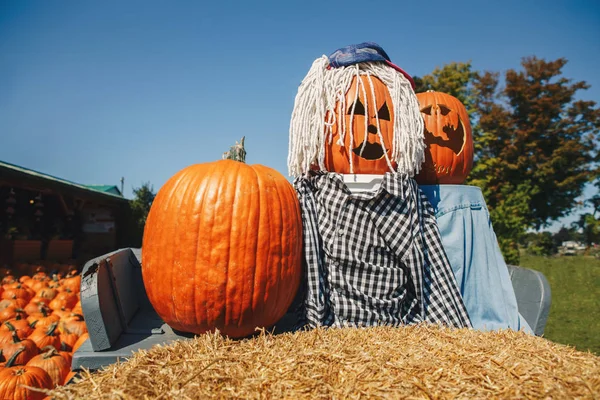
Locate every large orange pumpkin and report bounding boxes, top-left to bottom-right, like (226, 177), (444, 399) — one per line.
(142, 159), (302, 338)
(415, 91), (473, 184)
(323, 75), (397, 174)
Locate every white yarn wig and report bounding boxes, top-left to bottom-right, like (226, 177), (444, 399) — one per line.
(288, 56), (425, 178)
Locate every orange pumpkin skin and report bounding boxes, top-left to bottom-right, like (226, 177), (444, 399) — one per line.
(0, 365), (53, 399)
(72, 332), (89, 353)
(414, 91), (473, 184)
(142, 160), (303, 338)
(26, 347), (71, 388)
(323, 75), (397, 174)
(28, 322), (61, 352)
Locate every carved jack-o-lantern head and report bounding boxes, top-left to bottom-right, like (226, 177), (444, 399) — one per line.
(323, 75), (396, 175)
(415, 91), (473, 184)
(288, 55), (425, 177)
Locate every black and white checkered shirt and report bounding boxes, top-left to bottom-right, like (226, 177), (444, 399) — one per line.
(293, 172), (471, 329)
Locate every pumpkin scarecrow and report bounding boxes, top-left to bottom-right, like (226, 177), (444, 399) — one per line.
(288, 43), (471, 329)
(415, 91), (532, 333)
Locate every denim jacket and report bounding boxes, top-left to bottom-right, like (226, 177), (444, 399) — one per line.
(420, 184), (532, 333)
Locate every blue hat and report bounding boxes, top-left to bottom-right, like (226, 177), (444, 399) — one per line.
(328, 42), (415, 89)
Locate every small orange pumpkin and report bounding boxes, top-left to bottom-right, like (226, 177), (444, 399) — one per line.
(61, 274), (81, 294)
(2, 284), (33, 303)
(26, 346), (71, 388)
(415, 91), (473, 184)
(27, 307), (60, 331)
(59, 313), (87, 337)
(72, 332), (89, 353)
(0, 349), (53, 399)
(0, 320), (32, 343)
(0, 331), (38, 365)
(142, 159), (303, 338)
(28, 322), (61, 352)
(0, 305), (27, 323)
(0, 297), (28, 311)
(59, 331), (79, 352)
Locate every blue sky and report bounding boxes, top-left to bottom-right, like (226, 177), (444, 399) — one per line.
(1, 1), (599, 231)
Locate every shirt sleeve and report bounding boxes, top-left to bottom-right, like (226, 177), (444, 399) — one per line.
(417, 187), (472, 328)
(293, 177), (332, 327)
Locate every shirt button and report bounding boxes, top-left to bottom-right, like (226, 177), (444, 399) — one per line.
(338, 229), (344, 236)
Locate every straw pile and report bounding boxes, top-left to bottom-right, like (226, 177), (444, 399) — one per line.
(51, 324), (599, 399)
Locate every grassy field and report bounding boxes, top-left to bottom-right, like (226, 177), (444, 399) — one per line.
(519, 254), (600, 355)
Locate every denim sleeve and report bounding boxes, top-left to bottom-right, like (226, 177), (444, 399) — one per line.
(435, 201), (532, 333)
(420, 185), (533, 334)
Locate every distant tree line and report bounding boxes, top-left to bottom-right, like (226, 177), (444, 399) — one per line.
(124, 182), (156, 248)
(414, 57), (600, 264)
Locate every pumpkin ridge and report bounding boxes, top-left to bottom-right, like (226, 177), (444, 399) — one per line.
(183, 167), (206, 326)
(254, 165), (280, 323)
(144, 168), (182, 323)
(231, 164), (250, 328)
(202, 162), (222, 331)
(167, 168), (192, 326)
(270, 167), (285, 321)
(191, 165), (211, 329)
(197, 162), (216, 331)
(220, 161), (234, 329)
(246, 166), (261, 322)
(254, 166), (272, 325)
(180, 164), (211, 328)
(222, 160), (239, 329)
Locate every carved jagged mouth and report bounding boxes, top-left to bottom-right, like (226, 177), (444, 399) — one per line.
(424, 116), (466, 155)
(352, 141), (385, 160)
(424, 161), (452, 175)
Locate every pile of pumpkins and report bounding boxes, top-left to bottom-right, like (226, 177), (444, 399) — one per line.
(0, 263), (87, 399)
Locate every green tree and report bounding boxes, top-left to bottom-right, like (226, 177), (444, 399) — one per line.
(552, 226), (582, 248)
(572, 213), (600, 247)
(525, 231), (556, 256)
(413, 61), (478, 116)
(130, 182), (156, 246)
(468, 57), (600, 263)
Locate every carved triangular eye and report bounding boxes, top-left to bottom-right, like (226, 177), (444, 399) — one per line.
(439, 104), (451, 116)
(377, 102), (390, 121)
(420, 105), (433, 115)
(348, 98), (366, 115)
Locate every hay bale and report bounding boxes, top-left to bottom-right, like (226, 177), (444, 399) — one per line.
(52, 325), (599, 399)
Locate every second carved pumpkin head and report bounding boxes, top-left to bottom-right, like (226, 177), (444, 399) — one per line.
(288, 43), (425, 177)
(414, 91), (473, 185)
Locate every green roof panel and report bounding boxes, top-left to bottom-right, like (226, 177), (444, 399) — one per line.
(0, 160), (126, 200)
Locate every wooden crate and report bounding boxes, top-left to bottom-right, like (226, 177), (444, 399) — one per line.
(46, 239), (74, 261)
(0, 239), (42, 263)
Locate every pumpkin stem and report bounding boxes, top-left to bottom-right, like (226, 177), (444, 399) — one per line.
(222, 136), (247, 163)
(5, 346), (25, 368)
(41, 345), (58, 358)
(10, 330), (21, 343)
(46, 322), (59, 336)
(4, 321), (16, 332)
